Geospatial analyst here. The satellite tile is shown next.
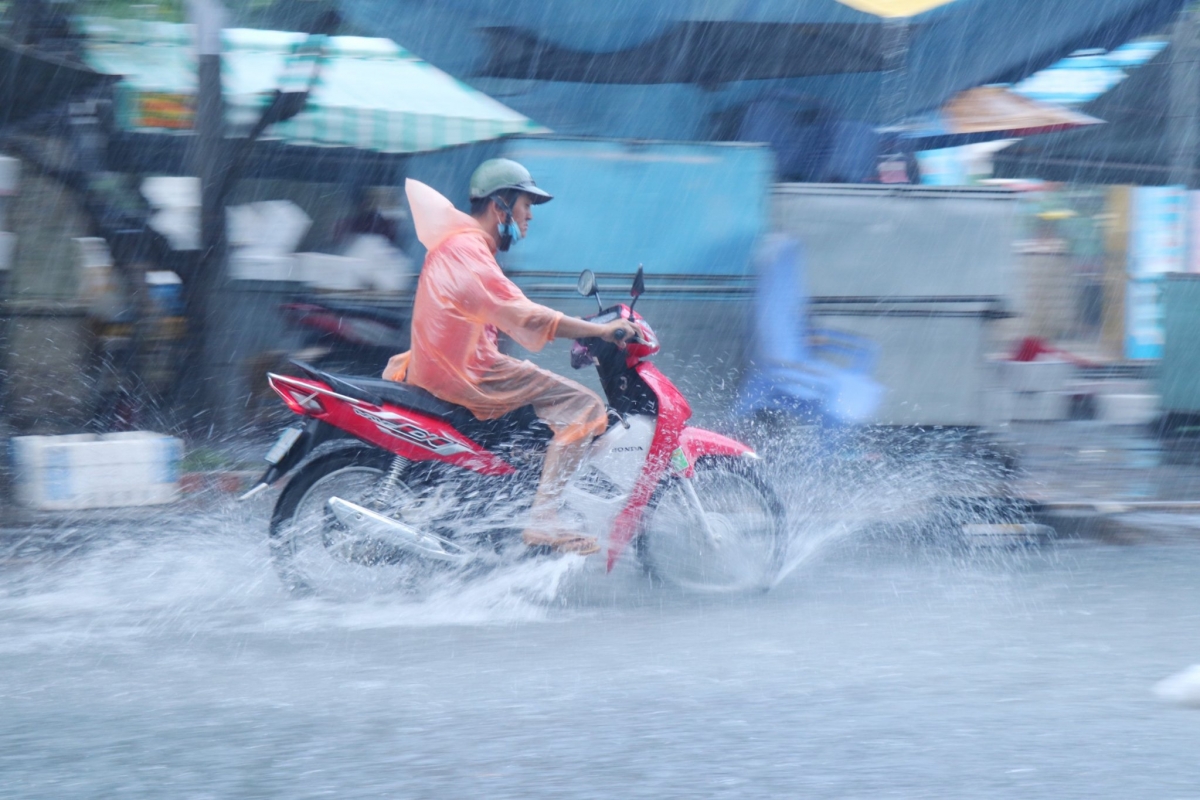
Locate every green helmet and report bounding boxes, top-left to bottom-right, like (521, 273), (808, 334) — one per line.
(468, 158), (553, 205)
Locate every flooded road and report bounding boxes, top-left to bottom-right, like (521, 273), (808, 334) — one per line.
(2, 510), (1199, 798)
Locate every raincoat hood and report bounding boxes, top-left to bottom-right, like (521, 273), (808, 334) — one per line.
(405, 178), (487, 253)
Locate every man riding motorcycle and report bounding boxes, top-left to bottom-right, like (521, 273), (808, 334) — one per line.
(383, 159), (638, 555)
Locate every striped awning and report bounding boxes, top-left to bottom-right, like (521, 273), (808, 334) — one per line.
(79, 17), (548, 154)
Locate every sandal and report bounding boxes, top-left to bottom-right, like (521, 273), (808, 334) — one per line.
(522, 529), (601, 556)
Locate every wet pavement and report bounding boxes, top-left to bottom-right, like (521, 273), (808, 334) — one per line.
(3, 516), (1200, 798)
(1006, 422), (1200, 543)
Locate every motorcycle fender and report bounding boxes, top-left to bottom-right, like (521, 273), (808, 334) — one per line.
(272, 419), (347, 479)
(604, 362), (691, 571)
(675, 428), (756, 478)
(242, 419), (347, 499)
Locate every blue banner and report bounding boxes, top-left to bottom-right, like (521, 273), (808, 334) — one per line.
(500, 138), (772, 279)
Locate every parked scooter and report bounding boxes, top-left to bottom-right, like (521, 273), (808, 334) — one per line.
(248, 268), (786, 595)
(280, 294), (410, 375)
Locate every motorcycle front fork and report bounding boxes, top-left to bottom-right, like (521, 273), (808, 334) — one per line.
(680, 477), (721, 546)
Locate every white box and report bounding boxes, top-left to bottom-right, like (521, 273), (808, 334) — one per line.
(227, 200), (311, 253)
(1096, 393), (1160, 426)
(0, 155), (19, 196)
(297, 251), (414, 292)
(12, 432), (182, 510)
(230, 253), (301, 281)
(298, 251), (362, 290)
(1009, 390), (1069, 422)
(0, 232), (14, 271)
(1002, 360), (1075, 393)
(141, 175), (199, 209)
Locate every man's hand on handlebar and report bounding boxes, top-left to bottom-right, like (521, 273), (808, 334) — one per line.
(600, 319), (640, 348)
(554, 315), (640, 347)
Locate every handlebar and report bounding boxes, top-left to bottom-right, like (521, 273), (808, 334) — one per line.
(582, 307), (643, 344)
(585, 309), (623, 325)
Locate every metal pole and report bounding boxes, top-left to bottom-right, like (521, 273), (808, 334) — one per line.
(184, 0), (230, 434)
(1168, 7), (1200, 189)
(878, 17), (912, 183)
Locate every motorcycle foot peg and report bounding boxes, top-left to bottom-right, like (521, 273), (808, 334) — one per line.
(239, 482), (271, 502)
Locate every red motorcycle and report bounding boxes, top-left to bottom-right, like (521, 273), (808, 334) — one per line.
(249, 269), (786, 595)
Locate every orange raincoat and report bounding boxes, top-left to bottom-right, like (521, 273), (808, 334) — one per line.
(383, 180), (606, 448)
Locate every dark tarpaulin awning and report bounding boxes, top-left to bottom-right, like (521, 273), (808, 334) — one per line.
(992, 45), (1182, 184)
(0, 35), (109, 126)
(334, 0), (1185, 138)
(106, 131), (410, 185)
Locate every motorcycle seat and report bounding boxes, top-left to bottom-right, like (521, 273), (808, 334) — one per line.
(344, 374), (462, 420)
(292, 362), (551, 453)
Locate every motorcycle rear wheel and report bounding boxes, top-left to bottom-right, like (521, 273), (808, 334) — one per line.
(637, 457), (786, 592)
(269, 447), (432, 597)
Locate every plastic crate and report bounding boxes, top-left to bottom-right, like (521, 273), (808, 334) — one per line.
(1008, 390), (1070, 422)
(11, 432), (182, 510)
(1001, 360), (1074, 393)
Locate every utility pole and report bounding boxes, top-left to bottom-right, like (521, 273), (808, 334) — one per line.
(180, 0), (330, 435)
(184, 0), (230, 434)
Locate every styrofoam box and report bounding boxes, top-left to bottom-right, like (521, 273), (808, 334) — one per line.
(11, 432), (182, 510)
(297, 251), (413, 292)
(230, 253), (301, 281)
(1002, 360), (1075, 393)
(0, 232), (14, 271)
(1009, 390), (1069, 422)
(0, 155), (18, 196)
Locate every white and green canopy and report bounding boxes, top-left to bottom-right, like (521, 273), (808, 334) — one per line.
(79, 17), (548, 153)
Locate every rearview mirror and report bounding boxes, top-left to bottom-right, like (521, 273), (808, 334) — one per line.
(629, 265), (645, 311)
(577, 269), (598, 297)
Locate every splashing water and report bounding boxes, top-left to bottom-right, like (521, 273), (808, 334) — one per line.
(0, 518), (600, 648)
(0, 421), (1029, 642)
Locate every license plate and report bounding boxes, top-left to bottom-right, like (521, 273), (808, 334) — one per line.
(264, 426), (304, 465)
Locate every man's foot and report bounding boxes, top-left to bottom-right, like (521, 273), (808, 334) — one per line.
(522, 529), (600, 556)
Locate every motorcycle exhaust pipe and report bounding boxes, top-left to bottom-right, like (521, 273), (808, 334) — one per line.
(327, 497), (469, 564)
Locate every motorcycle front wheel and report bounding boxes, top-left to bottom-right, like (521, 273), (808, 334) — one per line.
(637, 457), (786, 593)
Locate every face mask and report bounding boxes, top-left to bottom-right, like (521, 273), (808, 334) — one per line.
(501, 217), (522, 246)
(493, 196), (522, 252)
